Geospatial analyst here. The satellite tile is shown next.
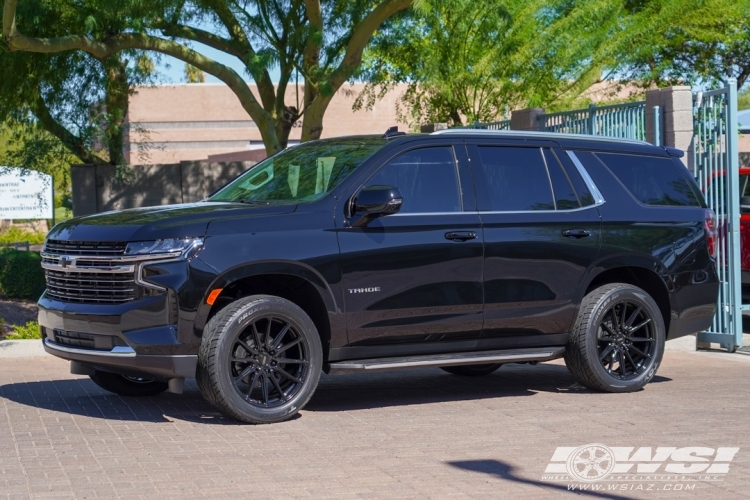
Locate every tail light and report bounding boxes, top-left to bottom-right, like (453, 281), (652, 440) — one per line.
(705, 209), (717, 258)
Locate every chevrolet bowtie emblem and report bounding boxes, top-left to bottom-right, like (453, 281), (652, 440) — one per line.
(59, 257), (73, 268)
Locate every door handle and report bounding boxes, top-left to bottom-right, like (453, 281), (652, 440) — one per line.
(445, 231), (477, 242)
(562, 229), (591, 239)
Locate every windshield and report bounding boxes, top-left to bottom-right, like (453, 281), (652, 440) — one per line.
(209, 138), (386, 204)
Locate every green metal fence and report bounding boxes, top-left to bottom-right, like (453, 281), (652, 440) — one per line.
(462, 119), (512, 130)
(693, 79), (743, 351)
(538, 101), (647, 141)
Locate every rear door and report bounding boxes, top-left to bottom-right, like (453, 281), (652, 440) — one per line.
(337, 141), (484, 349)
(467, 141), (602, 345)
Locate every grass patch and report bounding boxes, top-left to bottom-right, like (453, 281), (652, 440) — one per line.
(5, 320), (41, 340)
(0, 226), (46, 245)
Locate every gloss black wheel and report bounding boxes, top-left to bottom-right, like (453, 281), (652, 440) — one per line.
(197, 295), (323, 424)
(228, 316), (310, 409)
(596, 300), (656, 380)
(564, 283), (665, 393)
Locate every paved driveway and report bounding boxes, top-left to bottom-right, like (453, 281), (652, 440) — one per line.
(0, 351), (749, 499)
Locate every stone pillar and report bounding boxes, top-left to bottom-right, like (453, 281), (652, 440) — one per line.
(645, 86), (694, 168)
(71, 164), (98, 217)
(510, 108), (545, 131)
(420, 123), (448, 133)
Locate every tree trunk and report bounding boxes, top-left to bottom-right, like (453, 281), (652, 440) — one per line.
(102, 56), (129, 165)
(300, 90), (332, 142)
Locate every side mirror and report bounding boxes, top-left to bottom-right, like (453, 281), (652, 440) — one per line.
(351, 185), (403, 226)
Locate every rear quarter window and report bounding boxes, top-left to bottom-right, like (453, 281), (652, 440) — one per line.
(595, 153), (701, 207)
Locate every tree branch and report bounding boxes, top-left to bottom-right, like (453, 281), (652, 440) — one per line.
(157, 23), (245, 60)
(32, 96), (108, 165)
(2, 1), (281, 153)
(328, 0), (412, 91)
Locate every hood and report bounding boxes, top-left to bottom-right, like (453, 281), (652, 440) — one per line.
(47, 202), (297, 242)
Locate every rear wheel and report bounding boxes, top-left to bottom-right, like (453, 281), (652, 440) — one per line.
(89, 371), (168, 397)
(440, 364), (502, 376)
(564, 283), (665, 393)
(197, 295), (323, 424)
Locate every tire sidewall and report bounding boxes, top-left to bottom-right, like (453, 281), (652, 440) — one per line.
(209, 297), (323, 423)
(583, 286), (665, 392)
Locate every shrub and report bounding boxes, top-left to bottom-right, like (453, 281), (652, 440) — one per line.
(6, 321), (41, 340)
(0, 249), (46, 300)
(0, 226), (47, 245)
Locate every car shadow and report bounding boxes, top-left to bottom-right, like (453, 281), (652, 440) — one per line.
(0, 363), (672, 424)
(448, 459), (636, 500)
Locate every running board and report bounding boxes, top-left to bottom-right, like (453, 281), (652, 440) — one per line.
(326, 347), (565, 375)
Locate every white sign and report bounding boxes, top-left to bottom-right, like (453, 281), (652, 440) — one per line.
(0, 167), (54, 219)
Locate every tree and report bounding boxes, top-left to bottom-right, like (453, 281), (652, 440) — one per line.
(356, 0), (628, 128)
(2, 0), (417, 155)
(0, 0), (156, 169)
(615, 0), (750, 90)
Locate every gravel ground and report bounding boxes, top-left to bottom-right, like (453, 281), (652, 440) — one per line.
(0, 298), (37, 336)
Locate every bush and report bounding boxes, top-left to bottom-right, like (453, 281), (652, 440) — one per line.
(0, 226), (46, 245)
(0, 249), (46, 300)
(6, 321), (41, 339)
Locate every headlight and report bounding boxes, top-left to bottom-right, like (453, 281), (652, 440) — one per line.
(125, 238), (203, 258)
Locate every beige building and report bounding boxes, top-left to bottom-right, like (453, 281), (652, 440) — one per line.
(124, 83), (409, 164)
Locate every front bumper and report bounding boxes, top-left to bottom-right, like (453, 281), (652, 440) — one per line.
(38, 292), (200, 380)
(42, 337), (197, 380)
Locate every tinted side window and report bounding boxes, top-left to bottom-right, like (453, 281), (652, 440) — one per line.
(596, 153), (701, 207)
(544, 149), (580, 210)
(477, 147), (554, 211)
(366, 147), (461, 213)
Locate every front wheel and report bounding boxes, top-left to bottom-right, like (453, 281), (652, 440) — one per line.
(197, 295), (323, 424)
(89, 371), (168, 397)
(564, 283), (665, 393)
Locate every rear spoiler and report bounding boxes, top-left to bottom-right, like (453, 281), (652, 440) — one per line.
(663, 146), (684, 158)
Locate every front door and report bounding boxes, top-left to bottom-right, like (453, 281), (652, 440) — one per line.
(338, 144), (484, 351)
(467, 143), (602, 346)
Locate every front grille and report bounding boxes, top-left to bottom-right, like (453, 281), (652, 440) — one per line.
(44, 239), (127, 256)
(51, 329), (129, 350)
(42, 239), (138, 304)
(45, 269), (136, 303)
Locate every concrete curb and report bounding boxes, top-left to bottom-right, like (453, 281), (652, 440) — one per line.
(0, 339), (48, 358)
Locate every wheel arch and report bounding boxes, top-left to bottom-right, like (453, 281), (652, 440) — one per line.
(582, 257), (672, 334)
(194, 261), (337, 356)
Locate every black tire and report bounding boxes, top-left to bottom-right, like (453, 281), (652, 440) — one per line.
(564, 283), (665, 393)
(440, 364), (502, 376)
(196, 295), (323, 424)
(89, 371), (168, 397)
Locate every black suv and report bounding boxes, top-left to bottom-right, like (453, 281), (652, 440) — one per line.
(38, 130), (719, 424)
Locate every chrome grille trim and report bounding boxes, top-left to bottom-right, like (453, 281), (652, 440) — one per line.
(42, 240), (188, 304)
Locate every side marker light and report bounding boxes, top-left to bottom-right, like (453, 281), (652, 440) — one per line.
(206, 288), (223, 305)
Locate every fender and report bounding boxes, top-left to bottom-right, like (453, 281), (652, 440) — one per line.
(192, 259), (339, 333)
(581, 253), (670, 298)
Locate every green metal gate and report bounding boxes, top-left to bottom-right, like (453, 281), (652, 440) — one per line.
(693, 79), (743, 351)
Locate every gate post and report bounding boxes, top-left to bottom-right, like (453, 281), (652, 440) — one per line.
(726, 78), (742, 351)
(510, 108), (545, 131)
(646, 86), (693, 166)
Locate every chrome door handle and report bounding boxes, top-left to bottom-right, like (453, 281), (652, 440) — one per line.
(445, 231), (477, 242)
(562, 229), (591, 239)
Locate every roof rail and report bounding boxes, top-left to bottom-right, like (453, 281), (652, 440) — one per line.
(430, 129), (650, 145)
